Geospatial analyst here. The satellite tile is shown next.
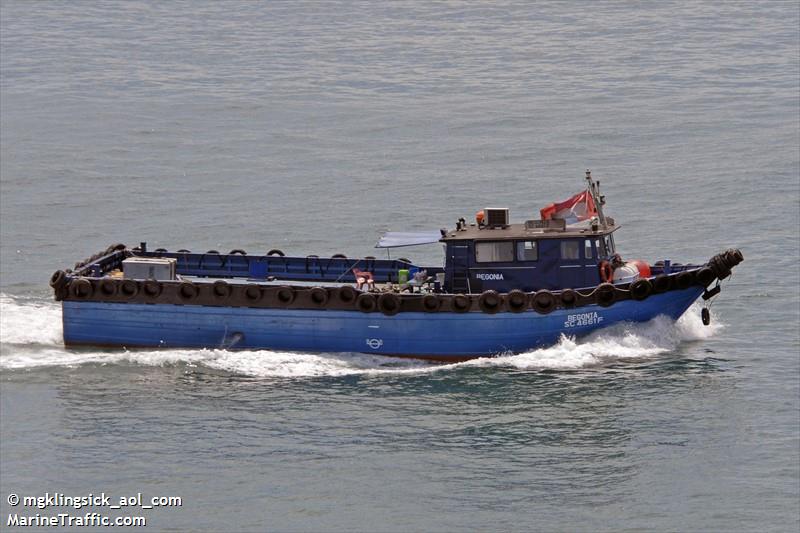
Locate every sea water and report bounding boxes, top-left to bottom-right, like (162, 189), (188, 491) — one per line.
(1, 2), (798, 531)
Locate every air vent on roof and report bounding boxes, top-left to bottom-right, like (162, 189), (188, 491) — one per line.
(484, 208), (509, 228)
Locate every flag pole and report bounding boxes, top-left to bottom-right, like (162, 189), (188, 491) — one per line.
(585, 169), (606, 226)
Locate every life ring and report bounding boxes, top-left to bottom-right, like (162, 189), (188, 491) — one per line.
(99, 278), (117, 297)
(595, 283), (616, 307)
(276, 286), (295, 305)
(229, 249), (247, 255)
(451, 294), (471, 313)
(267, 249), (285, 257)
(378, 293), (401, 315)
(70, 279), (93, 299)
(478, 290), (502, 314)
(652, 275), (671, 293)
(695, 267), (715, 287)
(422, 294), (440, 312)
(310, 287), (329, 306)
(675, 271), (694, 290)
(179, 282), (199, 301)
(532, 290), (556, 314)
(630, 278), (653, 301)
(120, 279), (138, 298)
(357, 293), (377, 313)
(338, 285), (358, 304)
(49, 270), (67, 290)
(599, 261), (613, 283)
(560, 289), (578, 308)
(143, 280), (162, 298)
(506, 290), (527, 313)
(213, 280), (232, 299)
(244, 284), (262, 302)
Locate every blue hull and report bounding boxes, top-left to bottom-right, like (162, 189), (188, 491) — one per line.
(62, 287), (704, 360)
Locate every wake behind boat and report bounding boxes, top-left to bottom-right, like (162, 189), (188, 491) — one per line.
(49, 171), (742, 361)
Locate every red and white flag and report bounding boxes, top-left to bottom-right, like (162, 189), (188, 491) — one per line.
(540, 190), (597, 224)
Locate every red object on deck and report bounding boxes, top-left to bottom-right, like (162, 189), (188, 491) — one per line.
(352, 268), (375, 290)
(629, 260), (651, 278)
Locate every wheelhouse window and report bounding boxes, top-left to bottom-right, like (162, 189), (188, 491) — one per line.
(475, 241), (514, 263)
(560, 240), (580, 260)
(603, 234), (616, 255)
(584, 239), (593, 259)
(516, 241), (538, 261)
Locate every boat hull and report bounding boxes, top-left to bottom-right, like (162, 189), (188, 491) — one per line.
(61, 287), (704, 360)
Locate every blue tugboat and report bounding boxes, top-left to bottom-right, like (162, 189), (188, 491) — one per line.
(50, 171), (742, 361)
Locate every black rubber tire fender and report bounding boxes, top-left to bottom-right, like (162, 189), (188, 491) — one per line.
(331, 253), (347, 259)
(120, 279), (139, 298)
(357, 293), (377, 313)
(422, 294), (440, 312)
(276, 286), (295, 305)
(70, 279), (93, 299)
(451, 294), (471, 313)
(507, 289), (528, 313)
(378, 293), (401, 316)
(49, 270), (67, 290)
(532, 290), (556, 314)
(652, 275), (671, 293)
(143, 280), (162, 298)
(675, 271), (694, 290)
(478, 290), (502, 314)
(310, 287), (329, 306)
(107, 243), (126, 253)
(696, 267), (715, 287)
(630, 278), (653, 301)
(267, 249), (285, 257)
(595, 283), (616, 307)
(179, 282), (199, 301)
(244, 284), (262, 303)
(213, 280), (232, 299)
(229, 249), (247, 255)
(560, 289), (578, 308)
(338, 285), (358, 304)
(99, 278), (117, 297)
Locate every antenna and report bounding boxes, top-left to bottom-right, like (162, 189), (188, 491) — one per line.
(585, 169), (606, 225)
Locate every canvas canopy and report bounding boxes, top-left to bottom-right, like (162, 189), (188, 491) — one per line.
(375, 231), (443, 248)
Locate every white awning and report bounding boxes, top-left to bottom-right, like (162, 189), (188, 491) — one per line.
(375, 231), (443, 248)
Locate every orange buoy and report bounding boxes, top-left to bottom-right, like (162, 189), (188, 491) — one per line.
(476, 210), (485, 225)
(629, 260), (651, 278)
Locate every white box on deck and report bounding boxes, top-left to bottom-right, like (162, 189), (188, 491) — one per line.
(122, 257), (177, 280)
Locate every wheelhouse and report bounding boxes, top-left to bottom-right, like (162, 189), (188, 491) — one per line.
(441, 219), (620, 293)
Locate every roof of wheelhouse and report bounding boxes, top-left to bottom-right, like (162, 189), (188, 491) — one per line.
(440, 218), (619, 242)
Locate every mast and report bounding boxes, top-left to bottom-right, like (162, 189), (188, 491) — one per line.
(585, 169), (606, 226)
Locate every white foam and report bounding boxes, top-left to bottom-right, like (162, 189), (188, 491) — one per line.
(0, 293), (63, 346)
(0, 293), (721, 375)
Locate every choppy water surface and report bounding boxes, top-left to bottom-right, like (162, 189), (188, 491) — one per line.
(1, 2), (798, 531)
